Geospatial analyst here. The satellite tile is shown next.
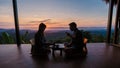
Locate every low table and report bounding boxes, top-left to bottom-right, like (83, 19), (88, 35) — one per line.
(51, 44), (65, 57)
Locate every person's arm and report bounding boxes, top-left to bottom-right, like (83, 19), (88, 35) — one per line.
(65, 32), (75, 38)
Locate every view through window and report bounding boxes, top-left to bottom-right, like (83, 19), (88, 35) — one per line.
(0, 0), (116, 44)
(0, 0), (16, 44)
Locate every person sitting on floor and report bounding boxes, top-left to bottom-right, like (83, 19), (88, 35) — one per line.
(31, 23), (54, 56)
(64, 22), (87, 57)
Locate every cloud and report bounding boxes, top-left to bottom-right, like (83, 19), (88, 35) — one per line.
(28, 19), (51, 23)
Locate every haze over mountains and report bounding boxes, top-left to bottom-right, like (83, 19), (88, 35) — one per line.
(0, 27), (108, 34)
(0, 27), (114, 41)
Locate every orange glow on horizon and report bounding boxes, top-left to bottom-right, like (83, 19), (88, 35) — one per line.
(0, 16), (108, 30)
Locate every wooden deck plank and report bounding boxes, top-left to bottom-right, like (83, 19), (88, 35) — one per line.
(0, 43), (120, 68)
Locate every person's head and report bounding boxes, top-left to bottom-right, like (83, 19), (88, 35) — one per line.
(38, 23), (46, 32)
(69, 22), (77, 31)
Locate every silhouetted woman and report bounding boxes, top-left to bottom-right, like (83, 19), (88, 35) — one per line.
(31, 23), (52, 56)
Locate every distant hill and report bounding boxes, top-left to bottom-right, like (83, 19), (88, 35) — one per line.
(0, 27), (114, 41)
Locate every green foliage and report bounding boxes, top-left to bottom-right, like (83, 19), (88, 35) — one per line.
(0, 30), (107, 44)
(110, 30), (120, 44)
(48, 30), (92, 43)
(0, 32), (15, 44)
(103, 0), (117, 5)
(91, 34), (105, 42)
(20, 31), (29, 44)
(0, 31), (30, 44)
(81, 30), (92, 42)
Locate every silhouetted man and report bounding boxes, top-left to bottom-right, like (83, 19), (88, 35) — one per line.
(65, 22), (84, 56)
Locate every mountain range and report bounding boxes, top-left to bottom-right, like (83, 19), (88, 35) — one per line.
(0, 27), (114, 41)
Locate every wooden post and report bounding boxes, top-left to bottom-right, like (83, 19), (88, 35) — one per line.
(106, 0), (114, 44)
(118, 18), (120, 44)
(113, 0), (120, 44)
(12, 0), (21, 46)
(119, 18), (120, 29)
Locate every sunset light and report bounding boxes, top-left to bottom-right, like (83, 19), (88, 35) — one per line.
(0, 0), (116, 30)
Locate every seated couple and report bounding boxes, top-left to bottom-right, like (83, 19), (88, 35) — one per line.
(31, 22), (88, 57)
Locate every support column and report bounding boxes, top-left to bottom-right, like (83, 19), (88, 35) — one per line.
(113, 0), (120, 44)
(12, 0), (21, 46)
(119, 17), (120, 30)
(106, 0), (114, 44)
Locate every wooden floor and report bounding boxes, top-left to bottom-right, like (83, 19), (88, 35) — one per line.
(0, 43), (120, 68)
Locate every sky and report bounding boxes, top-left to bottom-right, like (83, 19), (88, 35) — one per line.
(0, 0), (116, 30)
